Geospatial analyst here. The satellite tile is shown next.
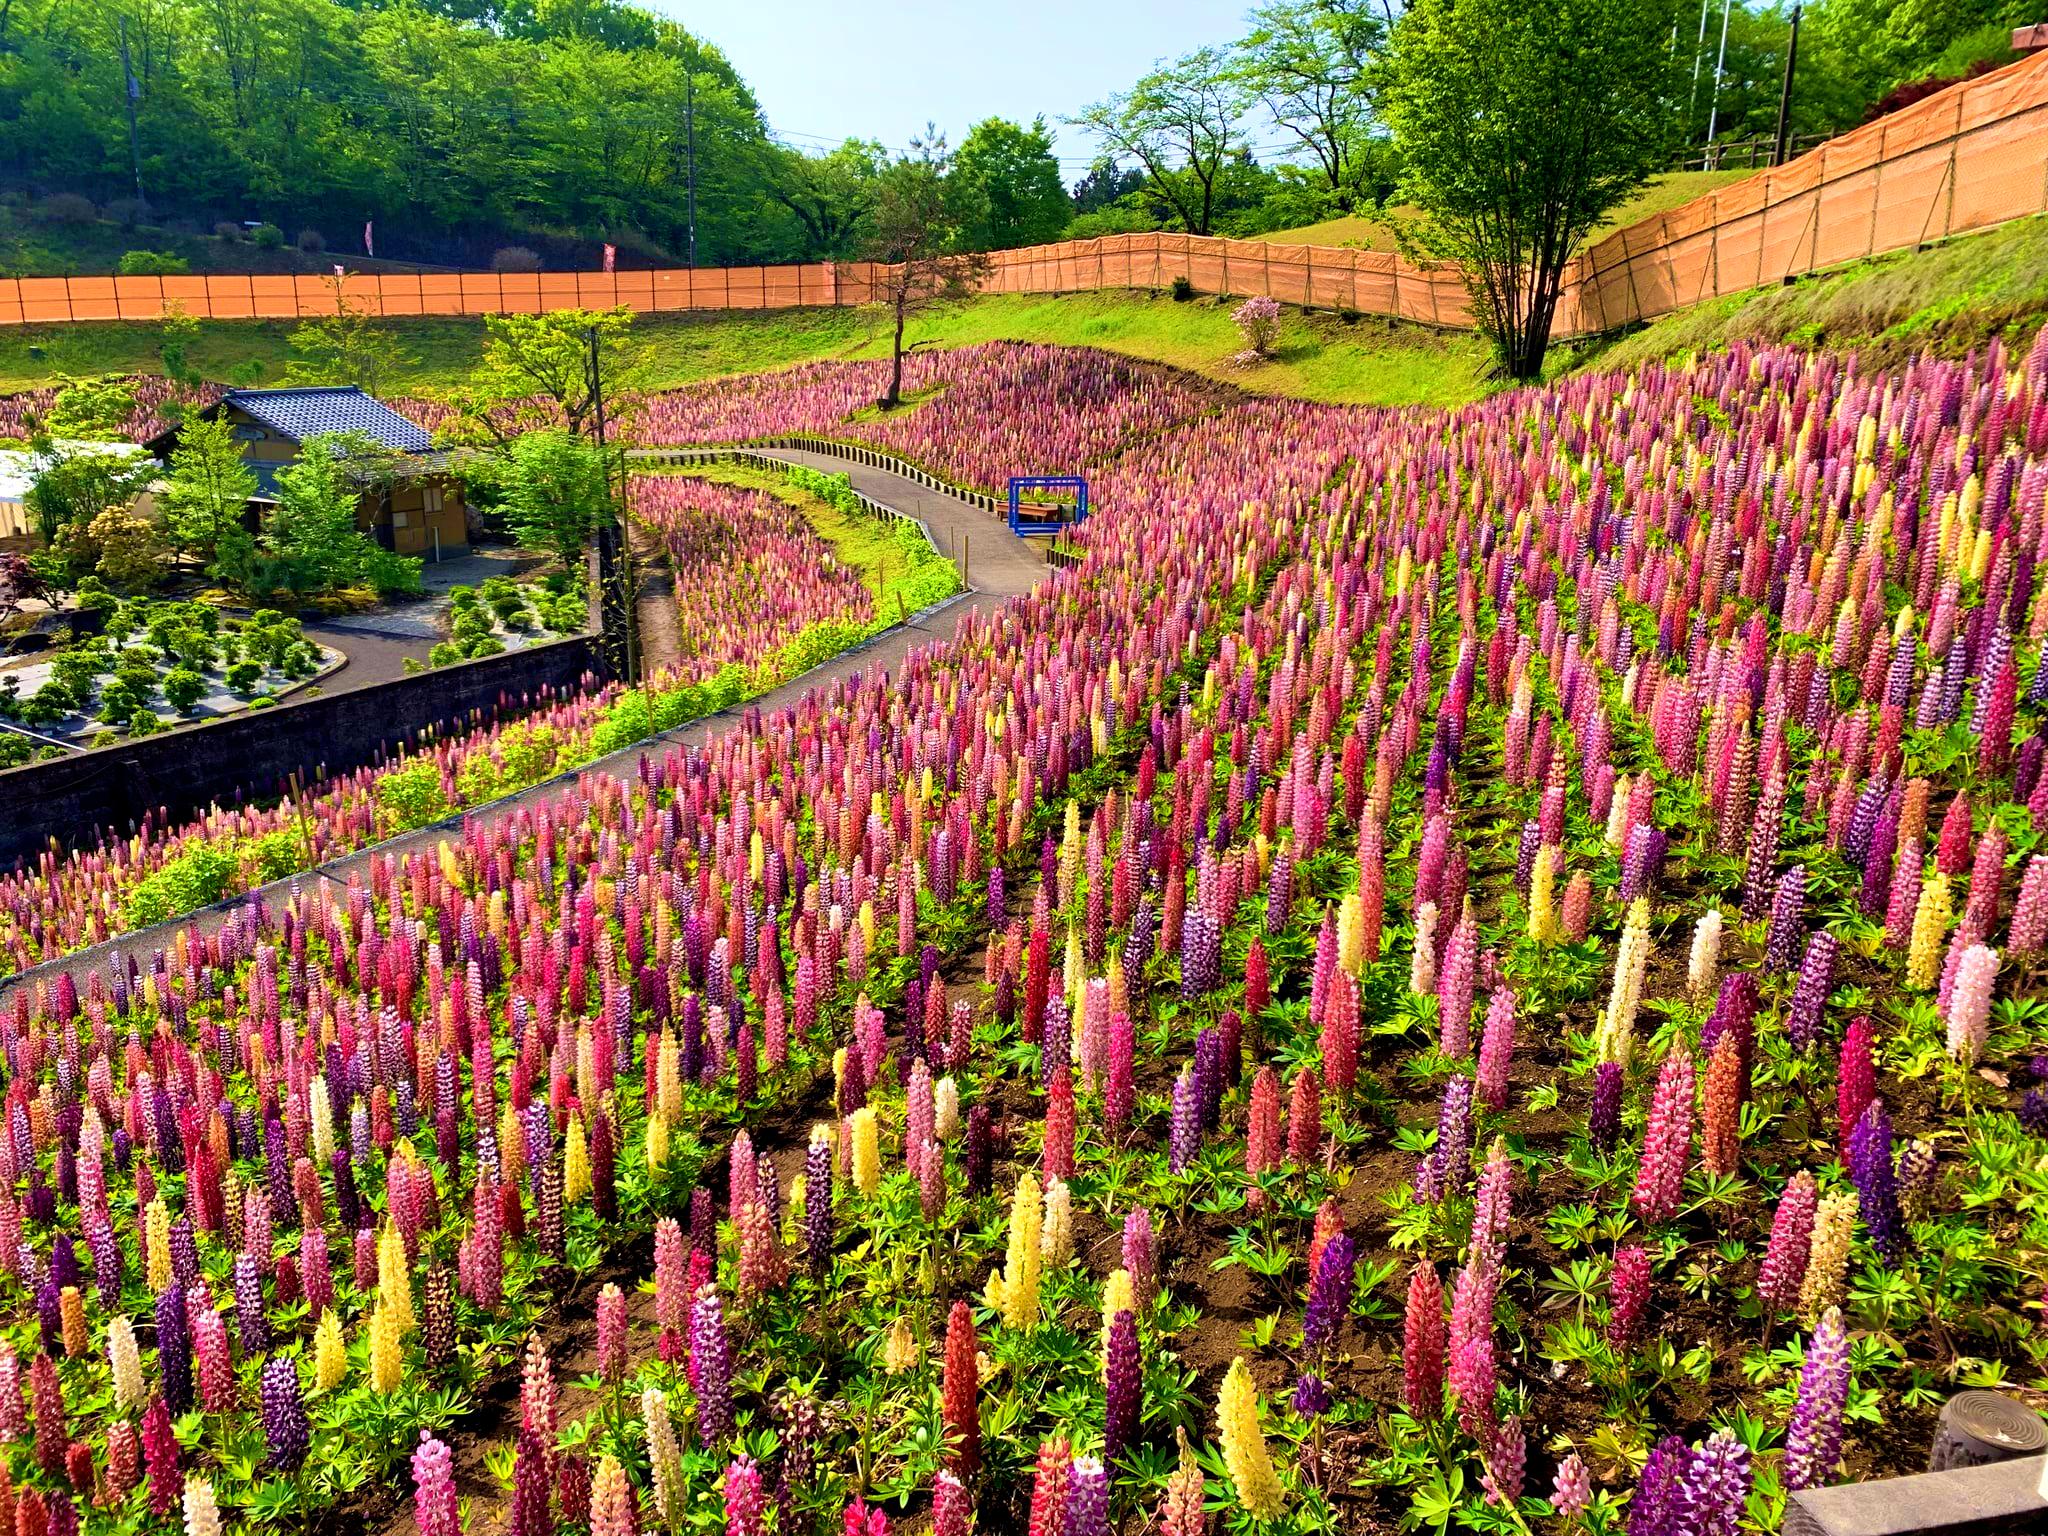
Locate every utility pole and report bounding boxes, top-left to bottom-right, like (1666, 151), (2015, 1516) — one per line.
(118, 18), (144, 203)
(1687, 0), (1713, 126)
(684, 71), (698, 269)
(1774, 4), (1803, 166)
(1704, 0), (1735, 160)
(586, 326), (641, 685)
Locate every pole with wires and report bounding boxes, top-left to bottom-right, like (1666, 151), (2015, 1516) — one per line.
(1705, 0), (1736, 158)
(586, 326), (641, 688)
(1774, 5), (1803, 166)
(685, 71), (698, 270)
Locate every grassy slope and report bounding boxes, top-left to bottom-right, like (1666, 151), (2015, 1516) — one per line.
(0, 288), (1491, 409)
(1264, 170), (1760, 250)
(1570, 211), (2048, 375)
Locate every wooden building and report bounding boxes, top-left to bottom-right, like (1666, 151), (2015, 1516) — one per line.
(146, 386), (468, 559)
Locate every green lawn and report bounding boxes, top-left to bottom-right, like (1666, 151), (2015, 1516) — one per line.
(0, 288), (1493, 409)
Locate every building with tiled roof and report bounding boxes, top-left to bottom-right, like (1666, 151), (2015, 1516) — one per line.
(145, 386), (467, 560)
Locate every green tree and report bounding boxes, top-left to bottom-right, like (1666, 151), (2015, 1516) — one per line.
(950, 117), (1071, 252)
(457, 307), (636, 443)
(501, 429), (610, 573)
(1235, 0), (1391, 213)
(863, 131), (992, 409)
(769, 139), (887, 258)
(23, 450), (152, 550)
(1385, 0), (1675, 378)
(1069, 48), (1245, 236)
(284, 276), (417, 397)
(158, 412), (257, 565)
(260, 438), (371, 591)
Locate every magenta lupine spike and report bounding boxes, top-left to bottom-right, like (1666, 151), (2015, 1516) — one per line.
(654, 1218), (688, 1358)
(932, 1472), (971, 1536)
(1437, 909), (1478, 1057)
(1446, 1261), (1498, 1434)
(1837, 1016), (1876, 1137)
(1404, 1263), (1445, 1417)
(1631, 1044), (1695, 1224)
(1122, 1207), (1156, 1307)
(724, 1455), (765, 1536)
(1469, 1138), (1513, 1276)
(412, 1433), (461, 1536)
(1475, 988), (1515, 1113)
(1756, 1171), (1819, 1316)
(1482, 1416), (1525, 1506)
(1606, 1244), (1651, 1349)
(1104, 1013), (1135, 1132)
(1783, 1307), (1851, 1490)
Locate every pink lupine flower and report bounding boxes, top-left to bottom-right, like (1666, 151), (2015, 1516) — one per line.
(1631, 1043), (1695, 1223)
(1946, 943), (1999, 1064)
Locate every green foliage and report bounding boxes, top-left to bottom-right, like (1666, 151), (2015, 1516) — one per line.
(162, 666), (206, 712)
(284, 280), (417, 397)
(950, 117), (1072, 252)
(159, 412), (258, 567)
(501, 429), (611, 572)
(375, 756), (451, 831)
(23, 445), (151, 548)
(1385, 0), (1673, 377)
(123, 841), (237, 927)
(115, 248), (190, 275)
(459, 308), (636, 442)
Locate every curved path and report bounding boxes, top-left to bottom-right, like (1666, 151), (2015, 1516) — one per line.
(0, 451), (1046, 1001)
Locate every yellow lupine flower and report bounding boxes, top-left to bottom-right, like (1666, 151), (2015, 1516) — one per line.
(849, 1107), (881, 1198)
(1100, 1268), (1135, 1351)
(1216, 1357), (1285, 1519)
(368, 1305), (403, 1394)
(1801, 1189), (1860, 1321)
(882, 1315), (918, 1374)
(1907, 873), (1951, 990)
(309, 1080), (336, 1167)
(1000, 1171), (1043, 1331)
(313, 1310), (348, 1392)
(1527, 846), (1559, 944)
(933, 1078), (960, 1141)
(144, 1198), (172, 1295)
(646, 1113), (670, 1173)
(378, 1222), (415, 1334)
(564, 1115), (591, 1205)
(1040, 1177), (1073, 1267)
(657, 1031), (682, 1123)
(107, 1316), (144, 1411)
(1337, 892), (1365, 977)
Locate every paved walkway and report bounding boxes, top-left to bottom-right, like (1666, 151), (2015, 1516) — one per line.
(1, 453), (1044, 999)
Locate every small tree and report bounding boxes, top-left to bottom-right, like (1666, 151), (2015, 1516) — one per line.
(501, 430), (610, 574)
(284, 276), (416, 398)
(1069, 50), (1246, 237)
(456, 307), (637, 443)
(261, 439), (371, 592)
(24, 450), (151, 551)
(863, 130), (991, 409)
(1384, 0), (1673, 378)
(158, 412), (257, 566)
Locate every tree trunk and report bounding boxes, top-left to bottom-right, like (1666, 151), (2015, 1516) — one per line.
(885, 289), (908, 408)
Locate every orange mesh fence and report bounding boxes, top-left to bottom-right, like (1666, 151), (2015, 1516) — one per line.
(1, 50), (2044, 333)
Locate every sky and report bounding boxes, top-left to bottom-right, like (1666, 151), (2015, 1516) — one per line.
(656, 0), (1263, 183)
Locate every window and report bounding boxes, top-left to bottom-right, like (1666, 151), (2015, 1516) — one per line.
(421, 484), (443, 514)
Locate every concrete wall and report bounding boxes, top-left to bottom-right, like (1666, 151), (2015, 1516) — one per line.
(0, 633), (608, 868)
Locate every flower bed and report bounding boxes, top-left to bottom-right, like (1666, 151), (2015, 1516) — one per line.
(0, 330), (2041, 1536)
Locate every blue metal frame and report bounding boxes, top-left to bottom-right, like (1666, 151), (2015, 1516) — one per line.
(1007, 475), (1089, 536)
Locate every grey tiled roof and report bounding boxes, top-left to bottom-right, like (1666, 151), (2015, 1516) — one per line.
(222, 387), (433, 452)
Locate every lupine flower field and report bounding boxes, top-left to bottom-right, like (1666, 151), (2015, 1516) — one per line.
(1, 325), (2047, 1536)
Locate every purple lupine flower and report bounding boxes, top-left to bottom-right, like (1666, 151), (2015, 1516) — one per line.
(803, 1135), (833, 1280)
(1103, 1310), (1140, 1466)
(1417, 1076), (1474, 1202)
(1302, 1233), (1357, 1356)
(154, 1286), (192, 1416)
(1784, 1307), (1851, 1490)
(1764, 867), (1807, 971)
(1293, 1370), (1332, 1418)
(1065, 1455), (1109, 1536)
(1627, 1436), (1687, 1536)
(1589, 1061), (1624, 1152)
(235, 1253), (269, 1358)
(260, 1355), (310, 1473)
(1122, 1207), (1155, 1307)
(692, 1283), (734, 1446)
(1785, 932), (1837, 1052)
(1168, 1065), (1200, 1174)
(1180, 907), (1220, 998)
(1844, 1102), (1904, 1263)
(1678, 1430), (1751, 1536)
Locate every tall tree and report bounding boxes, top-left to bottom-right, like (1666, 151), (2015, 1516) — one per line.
(1235, 0), (1391, 212)
(862, 130), (991, 409)
(769, 139), (887, 258)
(1385, 0), (1674, 378)
(501, 429), (610, 573)
(455, 306), (636, 442)
(949, 116), (1071, 251)
(157, 412), (257, 565)
(1069, 48), (1245, 236)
